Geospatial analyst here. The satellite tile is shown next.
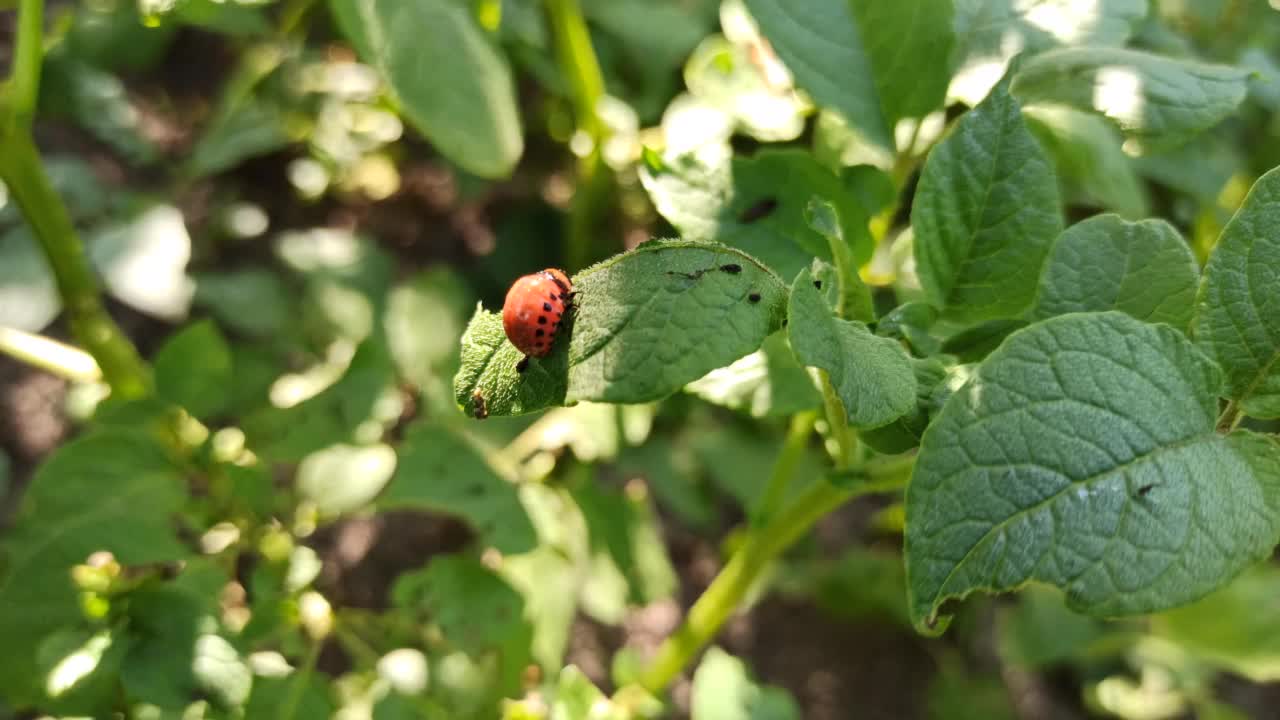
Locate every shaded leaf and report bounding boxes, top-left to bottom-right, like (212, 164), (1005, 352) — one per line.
(154, 320), (234, 419)
(1193, 167), (1280, 419)
(690, 647), (800, 720)
(1034, 214), (1199, 329)
(912, 78), (1062, 323)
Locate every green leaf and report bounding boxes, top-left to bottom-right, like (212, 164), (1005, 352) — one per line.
(1155, 563), (1280, 682)
(997, 586), (1105, 668)
(639, 149), (875, 278)
(187, 97), (292, 178)
(393, 556), (531, 657)
(681, 36), (805, 143)
(939, 319), (1029, 363)
(571, 481), (676, 609)
(1034, 214), (1199, 329)
(905, 311), (1280, 634)
(911, 78), (1062, 324)
(1010, 47), (1250, 151)
(1193, 166), (1280, 419)
(949, 0), (1147, 105)
(297, 443), (397, 517)
(154, 319), (234, 419)
(788, 268), (915, 429)
(805, 199), (874, 323)
(1023, 104), (1148, 219)
(384, 268), (475, 389)
(860, 356), (950, 455)
(690, 647), (801, 720)
(193, 269), (294, 339)
(455, 241), (787, 418)
(875, 302), (941, 357)
(88, 205), (194, 321)
(684, 331), (822, 418)
(0, 227), (61, 331)
(244, 674), (333, 719)
(0, 431), (187, 705)
(380, 421), (536, 554)
(743, 0), (953, 155)
(330, 0), (522, 178)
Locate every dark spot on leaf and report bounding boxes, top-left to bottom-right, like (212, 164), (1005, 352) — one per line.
(1137, 483), (1157, 497)
(543, 302), (553, 312)
(814, 280), (823, 289)
(720, 263), (742, 274)
(538, 316), (547, 325)
(738, 197), (778, 223)
(516, 357), (530, 373)
(748, 292), (761, 303)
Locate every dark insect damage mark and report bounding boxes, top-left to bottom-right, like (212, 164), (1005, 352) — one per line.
(1136, 483), (1157, 497)
(720, 263), (742, 274)
(813, 280), (823, 289)
(738, 197), (778, 223)
(748, 292), (761, 303)
(666, 269), (709, 280)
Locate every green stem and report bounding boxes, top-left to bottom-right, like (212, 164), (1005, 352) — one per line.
(277, 638), (321, 720)
(0, 326), (101, 383)
(639, 475), (896, 694)
(0, 132), (151, 397)
(6, 0), (43, 131)
(820, 372), (854, 470)
(752, 411), (817, 526)
(545, 0), (611, 271)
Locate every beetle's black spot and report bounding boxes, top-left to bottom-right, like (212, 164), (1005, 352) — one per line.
(748, 292), (762, 303)
(543, 302), (553, 312)
(813, 280), (823, 289)
(738, 197), (778, 223)
(535, 328), (545, 337)
(550, 292), (559, 301)
(538, 316), (547, 325)
(516, 357), (530, 373)
(720, 263), (742, 274)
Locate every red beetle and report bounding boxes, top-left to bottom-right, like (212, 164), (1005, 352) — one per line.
(503, 268), (572, 361)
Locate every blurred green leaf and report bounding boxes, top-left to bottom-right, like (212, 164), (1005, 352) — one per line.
(641, 149), (875, 277)
(154, 320), (234, 419)
(788, 267), (915, 429)
(245, 673), (334, 719)
(188, 98), (293, 178)
(572, 480), (676, 612)
(1011, 48), (1250, 151)
(949, 0), (1147, 105)
(455, 241), (786, 418)
(912, 76), (1062, 323)
(33, 627), (126, 715)
(1034, 214), (1199, 329)
(172, 0), (272, 36)
(330, 0), (524, 178)
(927, 670), (1016, 720)
(193, 269), (295, 339)
(65, 0), (176, 71)
(616, 441), (719, 530)
(690, 647), (800, 720)
(1023, 104), (1148, 219)
(88, 205), (195, 321)
(393, 556), (532, 659)
(297, 443), (397, 517)
(380, 421), (536, 554)
(692, 425), (823, 515)
(685, 332), (822, 418)
(0, 431), (187, 706)
(808, 548), (910, 628)
(385, 268), (476, 389)
(40, 53), (160, 165)
(1193, 166), (1280, 419)
(122, 560), (250, 710)
(682, 35), (805, 143)
(998, 586), (1106, 669)
(0, 227), (61, 332)
(1156, 564), (1280, 682)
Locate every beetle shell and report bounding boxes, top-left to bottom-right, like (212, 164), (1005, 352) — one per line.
(502, 268), (572, 358)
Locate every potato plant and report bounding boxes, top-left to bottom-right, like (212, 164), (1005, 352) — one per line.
(1, 0), (1279, 718)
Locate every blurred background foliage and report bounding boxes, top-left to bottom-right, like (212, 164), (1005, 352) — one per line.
(0, 0), (1279, 718)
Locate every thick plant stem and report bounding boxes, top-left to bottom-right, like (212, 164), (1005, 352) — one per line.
(7, 0), (43, 130)
(820, 372), (854, 469)
(638, 480), (863, 694)
(752, 411), (817, 526)
(545, 0), (611, 271)
(0, 133), (151, 397)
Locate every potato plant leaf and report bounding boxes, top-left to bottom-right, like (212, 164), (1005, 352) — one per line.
(787, 268), (915, 429)
(912, 77), (1062, 323)
(1034, 214), (1199, 329)
(455, 241), (786, 417)
(0, 432), (188, 705)
(329, 0), (523, 178)
(1011, 47), (1250, 151)
(639, 149), (874, 278)
(1193, 166), (1280, 419)
(906, 312), (1280, 634)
